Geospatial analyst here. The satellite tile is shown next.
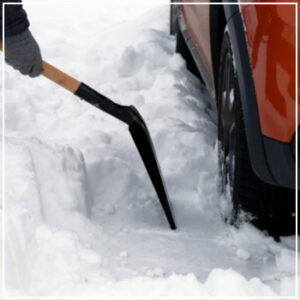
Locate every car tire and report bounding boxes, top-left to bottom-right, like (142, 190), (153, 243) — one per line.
(217, 32), (296, 238)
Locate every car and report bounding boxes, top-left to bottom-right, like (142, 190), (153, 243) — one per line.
(170, 0), (298, 237)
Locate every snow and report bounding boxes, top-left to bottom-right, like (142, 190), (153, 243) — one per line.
(2, 1), (298, 298)
(236, 248), (251, 261)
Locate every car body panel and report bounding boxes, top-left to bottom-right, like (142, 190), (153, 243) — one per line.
(178, 2), (216, 99)
(181, 0), (298, 143)
(181, 2), (212, 76)
(240, 3), (297, 143)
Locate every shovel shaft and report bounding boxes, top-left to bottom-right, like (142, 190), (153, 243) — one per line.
(42, 61), (81, 93)
(42, 63), (134, 124)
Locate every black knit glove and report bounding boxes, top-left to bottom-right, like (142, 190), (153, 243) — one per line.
(5, 29), (43, 78)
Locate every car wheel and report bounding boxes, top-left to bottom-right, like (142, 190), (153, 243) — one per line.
(217, 32), (296, 238)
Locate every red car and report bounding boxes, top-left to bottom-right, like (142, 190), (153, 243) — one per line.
(170, 0), (298, 236)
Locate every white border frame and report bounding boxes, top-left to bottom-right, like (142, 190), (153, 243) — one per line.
(1, 1), (298, 299)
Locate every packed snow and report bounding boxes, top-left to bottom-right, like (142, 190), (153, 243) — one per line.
(2, 1), (298, 297)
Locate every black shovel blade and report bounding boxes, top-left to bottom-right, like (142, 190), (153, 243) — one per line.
(129, 116), (176, 230)
(74, 83), (176, 229)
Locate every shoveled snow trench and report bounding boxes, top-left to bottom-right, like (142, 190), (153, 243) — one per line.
(2, 2), (298, 297)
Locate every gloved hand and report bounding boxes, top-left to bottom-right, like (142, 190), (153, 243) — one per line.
(5, 29), (43, 78)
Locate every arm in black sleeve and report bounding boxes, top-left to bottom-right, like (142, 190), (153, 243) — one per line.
(0, 0), (30, 39)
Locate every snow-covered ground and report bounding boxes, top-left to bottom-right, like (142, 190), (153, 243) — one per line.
(2, 1), (299, 297)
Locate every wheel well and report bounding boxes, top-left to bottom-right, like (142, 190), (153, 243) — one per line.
(210, 4), (226, 102)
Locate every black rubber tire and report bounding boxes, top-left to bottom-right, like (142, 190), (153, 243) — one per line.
(217, 32), (296, 238)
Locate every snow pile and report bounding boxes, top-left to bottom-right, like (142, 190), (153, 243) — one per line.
(3, 2), (298, 297)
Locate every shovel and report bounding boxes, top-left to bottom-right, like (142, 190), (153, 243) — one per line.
(0, 42), (176, 230)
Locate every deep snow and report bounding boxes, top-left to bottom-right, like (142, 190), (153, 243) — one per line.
(2, 1), (299, 297)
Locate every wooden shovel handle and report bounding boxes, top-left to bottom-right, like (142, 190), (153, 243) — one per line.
(0, 40), (81, 93)
(41, 61), (80, 93)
